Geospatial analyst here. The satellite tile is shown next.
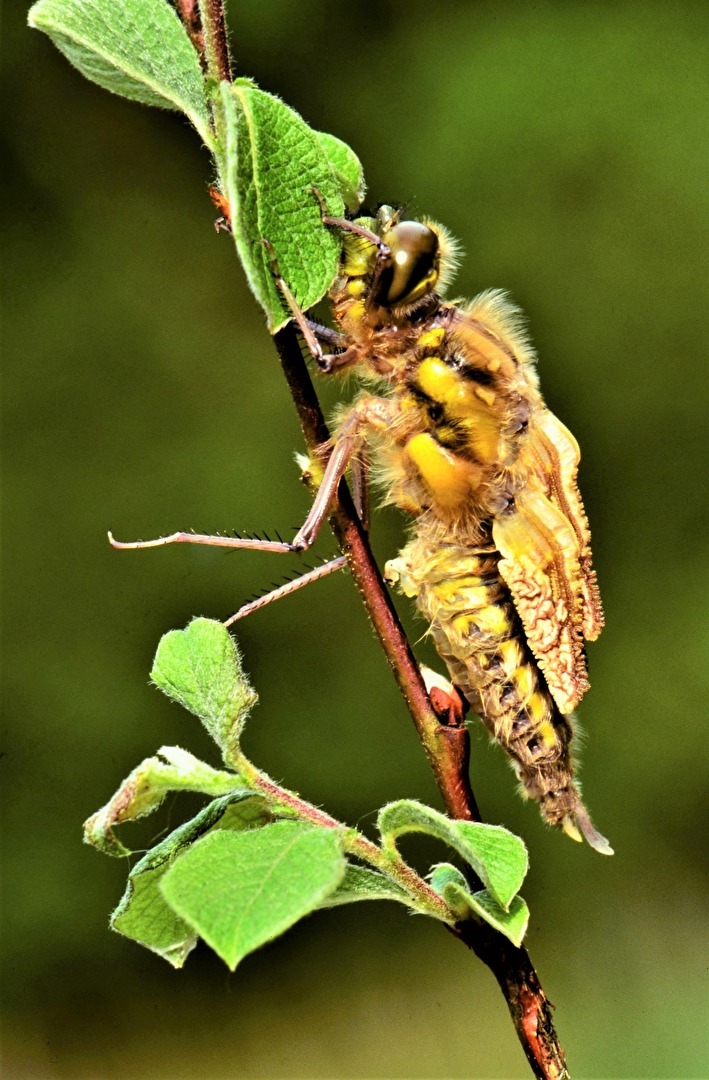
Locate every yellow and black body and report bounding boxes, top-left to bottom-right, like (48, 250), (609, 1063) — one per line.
(318, 206), (611, 853)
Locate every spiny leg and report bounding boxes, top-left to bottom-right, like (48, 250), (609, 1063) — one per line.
(222, 438), (369, 625)
(305, 320), (358, 374)
(224, 556), (347, 626)
(259, 231), (372, 525)
(307, 321), (347, 350)
(310, 185), (393, 318)
(264, 189), (392, 374)
(108, 529), (294, 554)
(109, 397), (388, 555)
(310, 186), (388, 248)
(223, 420), (373, 624)
(281, 400), (382, 549)
(350, 444), (370, 531)
(260, 239), (325, 364)
(260, 239), (359, 375)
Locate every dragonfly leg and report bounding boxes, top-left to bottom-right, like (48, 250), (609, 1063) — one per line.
(311, 187), (392, 320)
(224, 556), (347, 626)
(109, 397), (389, 554)
(260, 240), (359, 374)
(289, 396), (386, 548)
(307, 321), (347, 350)
(351, 444), (370, 531)
(310, 186), (391, 251)
(108, 529), (294, 554)
(306, 320), (359, 373)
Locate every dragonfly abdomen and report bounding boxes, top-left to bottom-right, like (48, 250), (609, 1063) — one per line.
(388, 538), (604, 845)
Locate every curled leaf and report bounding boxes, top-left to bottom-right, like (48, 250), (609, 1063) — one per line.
(83, 745), (241, 856)
(378, 799), (528, 911)
(428, 863), (530, 947)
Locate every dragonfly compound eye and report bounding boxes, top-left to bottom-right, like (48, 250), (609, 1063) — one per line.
(376, 222), (440, 307)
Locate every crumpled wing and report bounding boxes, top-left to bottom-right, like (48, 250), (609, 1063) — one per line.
(492, 409), (604, 714)
(531, 410), (604, 641)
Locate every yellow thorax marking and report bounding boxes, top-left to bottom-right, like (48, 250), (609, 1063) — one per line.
(417, 326), (446, 350)
(406, 432), (473, 507)
(512, 664), (535, 701)
(346, 278), (367, 298)
(527, 691), (549, 725)
(417, 357), (480, 421)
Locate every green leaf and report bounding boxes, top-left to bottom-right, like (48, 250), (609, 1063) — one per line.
(378, 800), (528, 911)
(429, 864), (530, 948)
(111, 791), (270, 967)
(318, 864), (414, 910)
(470, 892), (530, 948)
(151, 618), (257, 760)
(219, 79), (345, 331)
(160, 821), (345, 970)
(83, 745), (244, 857)
(28, 0), (213, 149)
(315, 131), (365, 212)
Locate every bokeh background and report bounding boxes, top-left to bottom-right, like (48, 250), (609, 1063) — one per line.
(4, 1), (707, 1077)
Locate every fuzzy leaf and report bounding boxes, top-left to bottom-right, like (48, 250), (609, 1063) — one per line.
(220, 79), (345, 331)
(318, 864), (414, 910)
(83, 745), (244, 857)
(315, 131), (365, 212)
(151, 618), (257, 759)
(28, 0), (213, 148)
(111, 791), (270, 967)
(161, 821), (345, 969)
(429, 864), (530, 947)
(378, 800), (528, 911)
(469, 891), (530, 948)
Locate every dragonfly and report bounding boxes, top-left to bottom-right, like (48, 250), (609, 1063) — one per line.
(111, 196), (612, 855)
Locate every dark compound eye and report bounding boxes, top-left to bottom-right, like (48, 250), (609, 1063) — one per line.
(374, 221), (440, 307)
(427, 403), (444, 423)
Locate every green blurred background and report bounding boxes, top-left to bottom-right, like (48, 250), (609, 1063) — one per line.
(4, 1), (708, 1076)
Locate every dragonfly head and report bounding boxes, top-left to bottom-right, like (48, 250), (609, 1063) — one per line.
(373, 221), (441, 308)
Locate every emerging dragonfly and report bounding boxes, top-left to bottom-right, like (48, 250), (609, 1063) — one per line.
(111, 198), (612, 854)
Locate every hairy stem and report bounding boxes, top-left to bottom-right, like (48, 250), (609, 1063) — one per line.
(230, 750), (451, 921)
(273, 323), (569, 1080)
(195, 0), (231, 83)
(455, 921), (570, 1080)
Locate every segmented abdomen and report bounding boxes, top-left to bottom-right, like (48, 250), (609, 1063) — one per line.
(388, 538), (585, 833)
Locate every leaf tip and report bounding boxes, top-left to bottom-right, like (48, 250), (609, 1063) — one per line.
(27, 1), (45, 29)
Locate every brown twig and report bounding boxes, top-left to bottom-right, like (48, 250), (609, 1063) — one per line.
(184, 0), (232, 84)
(173, 0), (205, 60)
(274, 324), (569, 1080)
(204, 0), (231, 82)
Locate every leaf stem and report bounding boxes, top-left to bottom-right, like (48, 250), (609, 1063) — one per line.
(272, 322), (569, 1080)
(229, 749), (451, 921)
